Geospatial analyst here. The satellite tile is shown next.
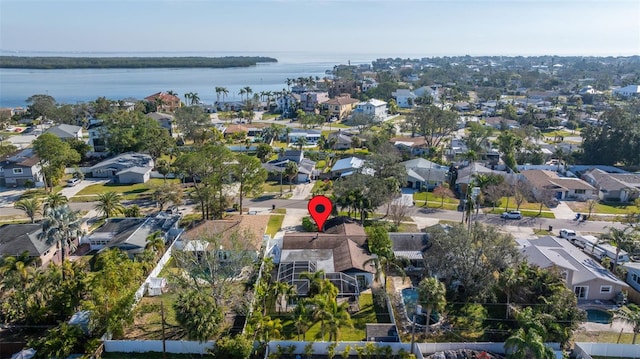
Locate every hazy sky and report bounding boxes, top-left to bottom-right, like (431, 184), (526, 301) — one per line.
(1, 0), (639, 57)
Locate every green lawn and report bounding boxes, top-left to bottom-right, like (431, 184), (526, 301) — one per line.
(124, 293), (183, 340)
(75, 179), (178, 198)
(566, 201), (639, 215)
(266, 214), (284, 238)
(281, 292), (382, 341)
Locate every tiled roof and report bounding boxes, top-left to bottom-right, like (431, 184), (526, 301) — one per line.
(182, 215), (269, 251)
(322, 96), (359, 106)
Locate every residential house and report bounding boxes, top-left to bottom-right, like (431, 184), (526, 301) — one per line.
(401, 158), (448, 191)
(224, 124), (249, 139)
(519, 236), (628, 302)
(360, 79), (378, 92)
(87, 120), (108, 153)
(392, 89), (417, 108)
(520, 170), (597, 201)
(90, 153), (154, 184)
(44, 124), (83, 140)
(263, 150), (316, 183)
(287, 129), (321, 145)
(274, 217), (376, 299)
(327, 131), (353, 150)
(330, 156), (368, 178)
(582, 168), (640, 203)
(622, 262), (640, 293)
(299, 92), (330, 113)
(321, 95), (359, 121)
(144, 92), (181, 113)
(389, 232), (430, 272)
(83, 212), (182, 255)
(612, 85), (640, 98)
(146, 112), (177, 137)
(454, 162), (507, 194)
(276, 92), (300, 118)
(389, 136), (428, 156)
(413, 85), (440, 103)
(178, 214), (270, 262)
(354, 99), (388, 122)
(484, 116), (519, 129)
(0, 223), (73, 268)
(0, 148), (43, 187)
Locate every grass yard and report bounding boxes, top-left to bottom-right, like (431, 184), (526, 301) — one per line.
(413, 192), (459, 204)
(266, 214), (285, 238)
(125, 293), (184, 340)
(75, 178), (179, 199)
(566, 201), (639, 215)
(573, 329), (636, 344)
(281, 292), (384, 341)
(261, 181), (291, 194)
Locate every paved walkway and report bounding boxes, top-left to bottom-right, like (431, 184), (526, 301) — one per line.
(289, 182), (314, 200)
(550, 201), (577, 220)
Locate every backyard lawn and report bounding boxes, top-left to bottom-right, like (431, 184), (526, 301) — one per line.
(75, 179), (179, 199)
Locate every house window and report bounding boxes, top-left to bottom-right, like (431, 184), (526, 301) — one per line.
(560, 271), (569, 281)
(600, 286), (612, 293)
(12, 168), (23, 174)
(574, 286), (588, 299)
(575, 189), (586, 194)
(633, 273), (640, 285)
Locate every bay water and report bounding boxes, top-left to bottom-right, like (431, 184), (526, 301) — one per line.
(0, 51), (385, 108)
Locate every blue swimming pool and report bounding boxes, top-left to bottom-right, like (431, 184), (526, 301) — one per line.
(586, 309), (612, 324)
(401, 287), (439, 326)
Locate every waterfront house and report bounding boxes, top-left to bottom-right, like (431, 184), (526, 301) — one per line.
(299, 92), (330, 113)
(145, 92), (181, 113)
(322, 95), (359, 121)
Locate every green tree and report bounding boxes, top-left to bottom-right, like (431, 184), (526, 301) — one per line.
(365, 224), (394, 259)
(152, 182), (183, 211)
(407, 104), (459, 151)
(505, 327), (554, 359)
(145, 230), (165, 256)
(123, 204), (141, 217)
(14, 197), (41, 223)
(40, 205), (81, 280)
(233, 154), (267, 214)
(612, 304), (640, 344)
(174, 289), (222, 342)
(94, 191), (124, 218)
(43, 192), (68, 211)
(209, 335), (253, 359)
(256, 143), (273, 163)
(29, 323), (85, 359)
(496, 130), (523, 171)
(33, 132), (80, 190)
(605, 225), (636, 273)
(417, 277), (447, 334)
(26, 94), (56, 121)
(284, 161), (299, 192)
(144, 126), (174, 162)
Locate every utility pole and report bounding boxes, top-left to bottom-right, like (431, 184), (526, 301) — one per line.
(161, 301), (167, 359)
(410, 314), (416, 355)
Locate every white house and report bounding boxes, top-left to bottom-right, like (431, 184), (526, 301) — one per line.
(287, 129), (321, 145)
(392, 89), (417, 108)
(45, 124), (83, 140)
(623, 262), (640, 293)
(354, 99), (388, 122)
(612, 85), (640, 98)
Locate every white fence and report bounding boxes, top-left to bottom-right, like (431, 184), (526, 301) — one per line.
(266, 341), (424, 359)
(574, 342), (640, 359)
(132, 231), (182, 304)
(104, 340), (213, 354)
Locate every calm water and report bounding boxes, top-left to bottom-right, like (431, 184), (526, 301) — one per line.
(0, 51), (391, 108)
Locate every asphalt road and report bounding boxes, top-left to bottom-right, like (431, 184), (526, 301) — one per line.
(0, 195), (620, 234)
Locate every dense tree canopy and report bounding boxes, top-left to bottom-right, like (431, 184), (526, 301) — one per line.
(581, 106), (640, 167)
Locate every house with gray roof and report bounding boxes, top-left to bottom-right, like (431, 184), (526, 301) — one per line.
(83, 212), (182, 255)
(389, 232), (430, 272)
(263, 150), (316, 183)
(45, 124), (83, 140)
(0, 223), (75, 267)
(622, 262), (640, 293)
(401, 158), (448, 191)
(90, 153), (153, 184)
(582, 168), (640, 203)
(146, 112), (176, 137)
(330, 156), (375, 178)
(519, 236), (628, 302)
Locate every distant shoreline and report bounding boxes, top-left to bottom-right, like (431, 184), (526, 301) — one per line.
(0, 56), (278, 69)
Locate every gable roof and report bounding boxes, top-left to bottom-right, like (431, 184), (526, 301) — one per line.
(583, 168), (640, 191)
(281, 233), (374, 273)
(521, 170), (596, 191)
(331, 157), (365, 173)
(520, 236), (628, 287)
(45, 124), (82, 138)
(0, 148), (40, 167)
(322, 96), (360, 106)
(0, 224), (50, 258)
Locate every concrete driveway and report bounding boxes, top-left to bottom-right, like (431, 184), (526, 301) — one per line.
(0, 187), (28, 207)
(58, 178), (109, 199)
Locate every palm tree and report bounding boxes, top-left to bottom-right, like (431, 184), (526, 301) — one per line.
(40, 205), (81, 280)
(0, 251), (37, 287)
(284, 161), (298, 192)
(190, 92), (200, 105)
(214, 86), (223, 105)
(145, 230), (165, 256)
(155, 96), (165, 112)
(295, 136), (308, 150)
(292, 302), (311, 340)
(605, 225), (635, 273)
(505, 328), (555, 359)
(325, 297), (353, 342)
(418, 277), (447, 335)
(612, 304), (640, 344)
(14, 197), (41, 223)
(184, 92), (193, 105)
(95, 191), (124, 218)
(43, 193), (68, 211)
(239, 88), (247, 102)
(243, 86), (253, 101)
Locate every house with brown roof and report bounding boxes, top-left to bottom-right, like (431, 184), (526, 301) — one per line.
(144, 92), (181, 113)
(322, 95), (360, 121)
(0, 148), (43, 187)
(582, 168), (640, 203)
(520, 169), (597, 201)
(274, 218), (376, 299)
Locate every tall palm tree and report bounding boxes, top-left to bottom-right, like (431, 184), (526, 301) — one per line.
(43, 193), (68, 211)
(505, 327), (555, 359)
(612, 304), (640, 344)
(243, 86), (253, 101)
(292, 301), (311, 340)
(418, 277), (447, 334)
(214, 86), (223, 105)
(605, 225), (635, 273)
(145, 230), (165, 256)
(221, 87), (229, 103)
(284, 161), (299, 192)
(0, 251), (37, 288)
(155, 96), (165, 112)
(184, 92), (193, 105)
(40, 205), (81, 280)
(95, 191), (124, 218)
(190, 92), (200, 105)
(239, 88), (247, 102)
(14, 197), (41, 223)
(295, 136), (308, 150)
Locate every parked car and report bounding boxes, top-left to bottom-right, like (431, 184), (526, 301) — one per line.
(501, 210), (522, 220)
(66, 178), (81, 187)
(559, 229), (577, 240)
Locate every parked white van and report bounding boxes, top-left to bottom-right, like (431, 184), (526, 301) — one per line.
(559, 229), (577, 241)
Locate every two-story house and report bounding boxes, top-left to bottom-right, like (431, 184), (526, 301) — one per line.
(354, 99), (388, 122)
(0, 148), (43, 187)
(299, 92), (330, 113)
(321, 95), (359, 121)
(145, 92), (181, 113)
(392, 89), (417, 108)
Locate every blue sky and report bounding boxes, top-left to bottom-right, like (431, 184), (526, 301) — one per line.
(1, 0), (638, 57)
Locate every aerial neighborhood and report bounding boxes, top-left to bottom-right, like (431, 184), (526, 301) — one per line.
(1, 55), (640, 359)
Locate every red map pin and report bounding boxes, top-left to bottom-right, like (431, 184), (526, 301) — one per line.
(308, 195), (333, 232)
